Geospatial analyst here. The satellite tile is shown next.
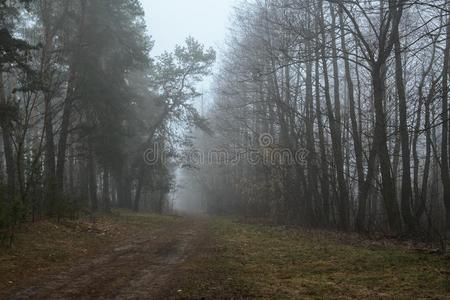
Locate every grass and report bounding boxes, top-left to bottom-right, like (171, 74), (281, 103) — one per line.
(2, 213), (449, 299)
(0, 210), (181, 296)
(174, 218), (450, 299)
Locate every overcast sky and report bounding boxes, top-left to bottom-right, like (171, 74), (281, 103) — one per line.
(141, 0), (235, 56)
(141, 0), (236, 103)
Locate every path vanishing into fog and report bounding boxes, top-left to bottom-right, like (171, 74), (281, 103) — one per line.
(7, 217), (209, 300)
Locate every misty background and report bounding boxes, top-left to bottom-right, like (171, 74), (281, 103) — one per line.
(142, 0), (234, 213)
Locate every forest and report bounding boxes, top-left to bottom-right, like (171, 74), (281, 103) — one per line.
(0, 0), (215, 225)
(197, 0), (450, 242)
(1, 0), (450, 299)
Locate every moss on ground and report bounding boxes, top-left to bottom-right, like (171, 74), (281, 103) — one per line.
(174, 218), (450, 299)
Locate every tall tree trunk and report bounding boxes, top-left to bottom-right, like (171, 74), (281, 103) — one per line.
(315, 54), (330, 226)
(305, 48), (318, 225)
(372, 64), (402, 232)
(134, 166), (145, 212)
(412, 40), (436, 219)
(315, 25), (330, 226)
(68, 145), (75, 196)
(441, 7), (450, 230)
(355, 145), (378, 231)
(41, 0), (57, 215)
(102, 167), (110, 212)
(115, 168), (126, 209)
(394, 30), (415, 232)
(88, 146), (98, 212)
(115, 172), (124, 208)
(56, 0), (86, 198)
(43, 92), (56, 214)
(79, 160), (89, 208)
(0, 69), (16, 199)
(56, 68), (76, 195)
(320, 1), (350, 230)
(415, 80), (436, 220)
(338, 6), (364, 228)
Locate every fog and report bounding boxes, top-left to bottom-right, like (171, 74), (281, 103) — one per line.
(172, 167), (206, 214)
(142, 0), (234, 214)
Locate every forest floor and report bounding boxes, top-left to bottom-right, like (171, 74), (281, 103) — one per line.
(1, 212), (208, 299)
(1, 213), (449, 299)
(174, 218), (450, 299)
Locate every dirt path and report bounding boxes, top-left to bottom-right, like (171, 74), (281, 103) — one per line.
(7, 217), (209, 300)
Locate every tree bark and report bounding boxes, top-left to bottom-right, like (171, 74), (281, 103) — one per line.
(41, 0), (57, 215)
(394, 29), (415, 232)
(315, 56), (330, 226)
(133, 166), (145, 212)
(56, 0), (87, 198)
(102, 167), (110, 212)
(320, 1), (350, 230)
(88, 146), (98, 212)
(305, 49), (319, 225)
(441, 7), (450, 230)
(338, 6), (365, 228)
(415, 80), (436, 220)
(56, 67), (76, 194)
(0, 69), (16, 199)
(372, 64), (402, 232)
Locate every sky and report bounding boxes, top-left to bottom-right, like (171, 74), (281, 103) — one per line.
(141, 0), (236, 107)
(142, 0), (235, 57)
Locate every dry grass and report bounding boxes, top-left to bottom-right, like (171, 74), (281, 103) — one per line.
(174, 218), (450, 299)
(0, 210), (181, 297)
(2, 214), (449, 299)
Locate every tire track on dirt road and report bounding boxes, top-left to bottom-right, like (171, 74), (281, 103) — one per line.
(7, 217), (209, 300)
